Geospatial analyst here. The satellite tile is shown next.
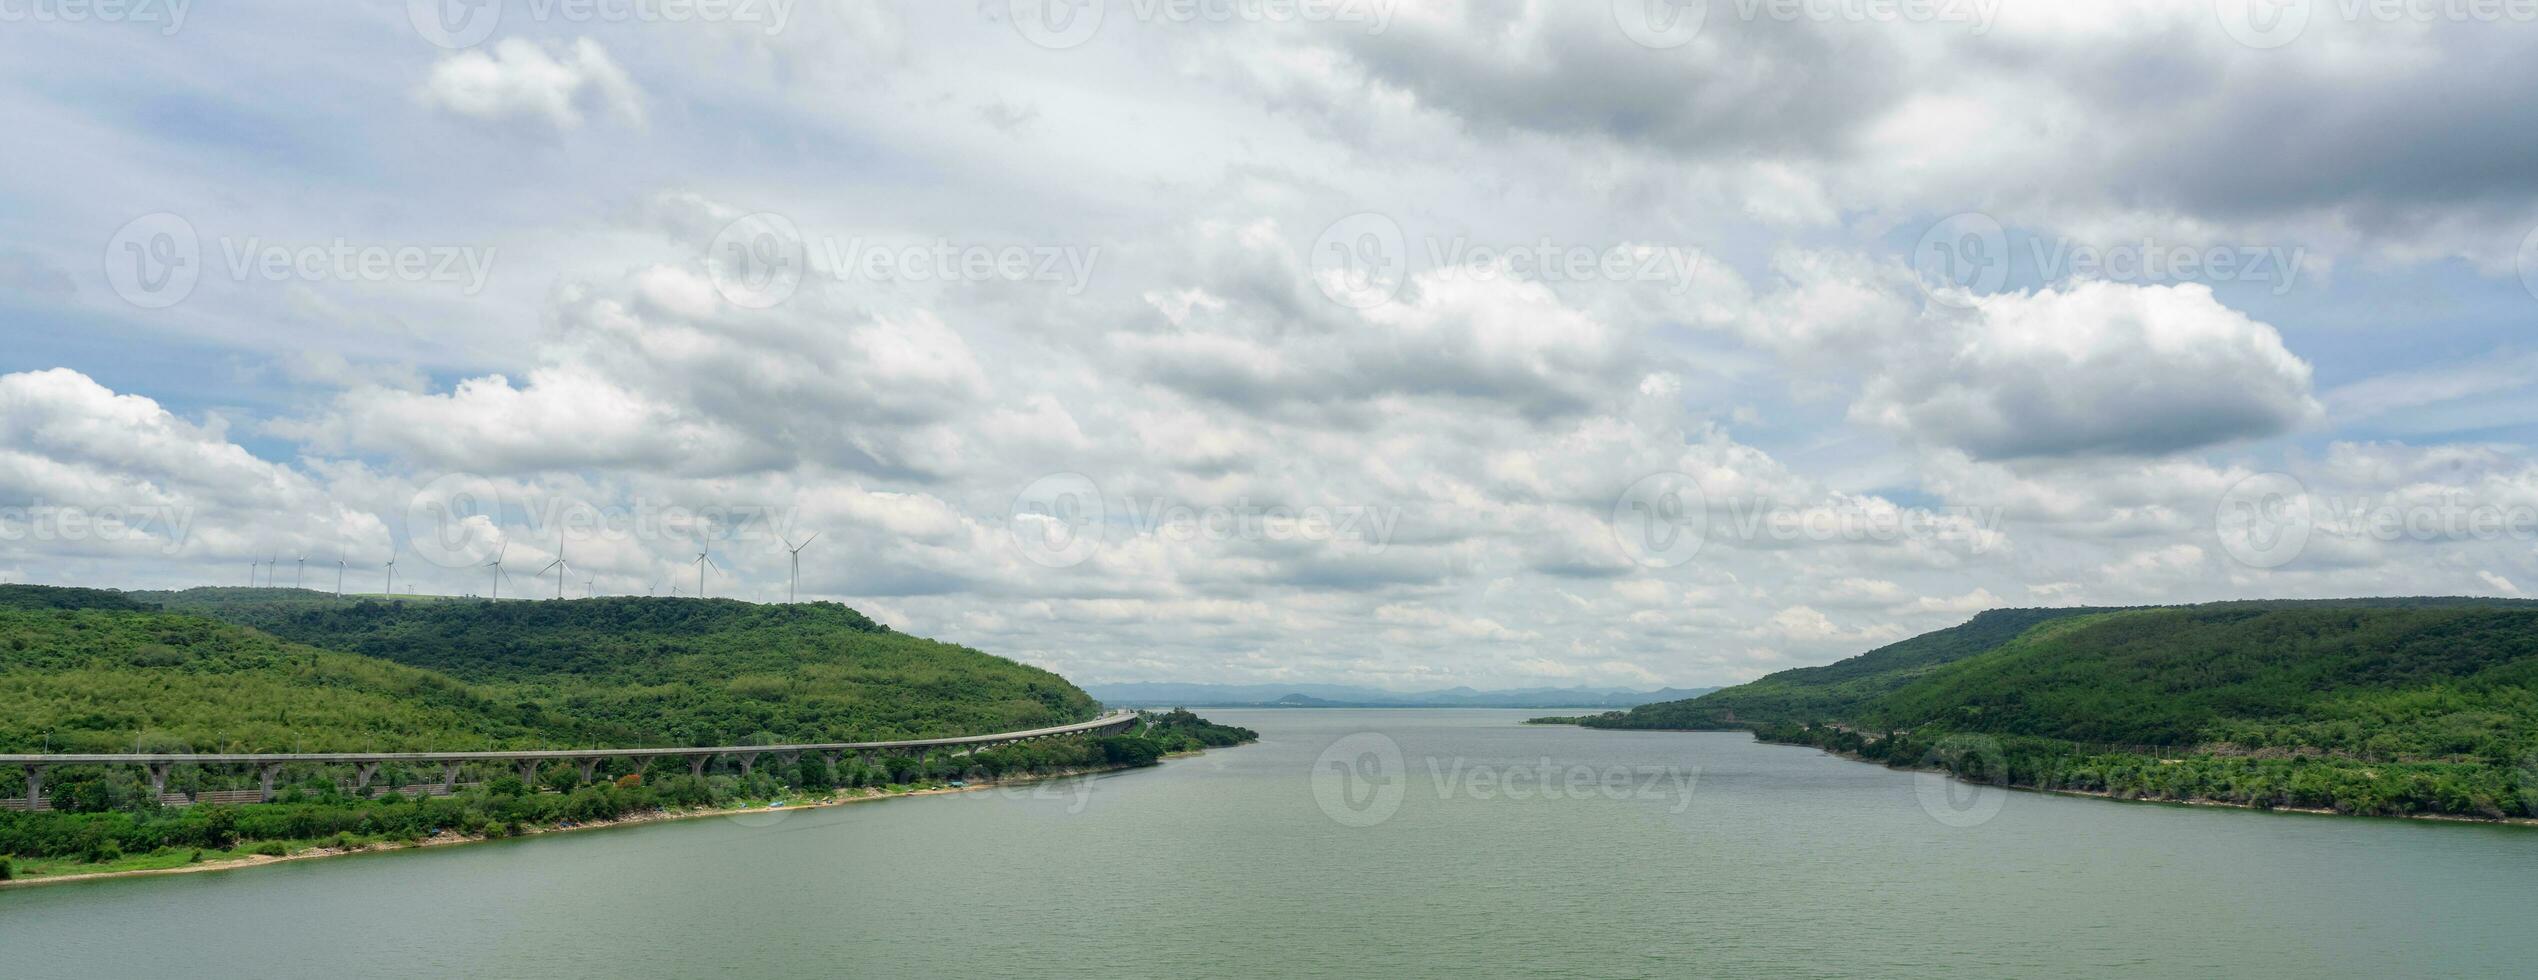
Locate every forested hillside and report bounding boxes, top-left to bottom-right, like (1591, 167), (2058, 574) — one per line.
(141, 588), (1098, 744)
(0, 604), (572, 754)
(1564, 598), (2538, 819)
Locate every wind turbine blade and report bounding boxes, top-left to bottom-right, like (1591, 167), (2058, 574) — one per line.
(801, 531), (818, 548)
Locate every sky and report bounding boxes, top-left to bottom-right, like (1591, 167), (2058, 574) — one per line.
(3, 1), (2536, 690)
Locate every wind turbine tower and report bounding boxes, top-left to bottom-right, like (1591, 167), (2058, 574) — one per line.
(782, 531), (819, 604)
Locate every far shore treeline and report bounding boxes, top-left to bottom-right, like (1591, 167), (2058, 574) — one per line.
(0, 585), (1255, 881)
(1542, 598), (2538, 821)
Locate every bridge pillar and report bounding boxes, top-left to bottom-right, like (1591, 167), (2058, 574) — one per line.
(775, 751), (800, 771)
(516, 760), (541, 787)
(735, 752), (760, 777)
(688, 754), (711, 779)
(20, 764), (44, 811)
(819, 751), (840, 772)
(351, 761), (381, 793)
(145, 762), (174, 802)
(576, 758), (601, 784)
(439, 761), (465, 794)
(257, 762), (284, 802)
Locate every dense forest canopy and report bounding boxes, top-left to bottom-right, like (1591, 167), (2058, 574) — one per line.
(1564, 598), (2538, 819)
(1, 586), (1100, 751)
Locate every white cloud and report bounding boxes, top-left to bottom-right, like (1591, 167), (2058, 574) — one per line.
(1859, 282), (2320, 459)
(418, 38), (645, 131)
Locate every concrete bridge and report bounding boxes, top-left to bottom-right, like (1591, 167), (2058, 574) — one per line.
(0, 710), (1141, 811)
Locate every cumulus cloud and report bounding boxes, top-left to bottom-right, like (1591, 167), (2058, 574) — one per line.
(1855, 281), (2320, 459)
(418, 38), (645, 130)
(8, 2), (2537, 689)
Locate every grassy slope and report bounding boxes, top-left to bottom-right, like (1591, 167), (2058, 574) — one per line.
(141, 588), (1098, 744)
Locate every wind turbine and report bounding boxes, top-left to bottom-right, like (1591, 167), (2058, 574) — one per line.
(383, 547), (398, 597)
(583, 573), (596, 598)
(268, 553), (279, 588)
(692, 549), (718, 598)
(781, 531), (818, 604)
(484, 542), (510, 600)
(248, 559), (259, 587)
(294, 555), (306, 590)
(539, 538), (570, 600)
(333, 557), (345, 598)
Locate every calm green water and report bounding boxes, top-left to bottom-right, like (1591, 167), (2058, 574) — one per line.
(5, 709), (2534, 978)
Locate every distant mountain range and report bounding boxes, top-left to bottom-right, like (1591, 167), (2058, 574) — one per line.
(1085, 682), (1718, 709)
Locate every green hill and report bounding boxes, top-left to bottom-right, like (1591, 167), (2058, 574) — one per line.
(0, 585), (1252, 877)
(1594, 606), (2116, 730)
(0, 604), (570, 755)
(134, 587), (1098, 745)
(1570, 598), (2538, 819)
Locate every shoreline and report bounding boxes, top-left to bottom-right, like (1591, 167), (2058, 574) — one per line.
(1544, 721), (2538, 829)
(0, 759), (1187, 891)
